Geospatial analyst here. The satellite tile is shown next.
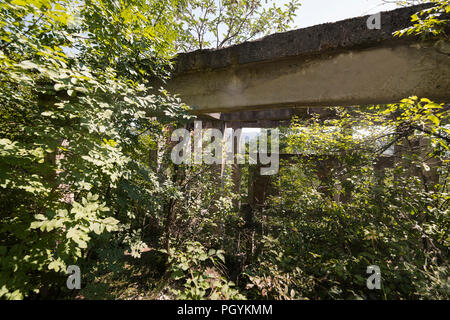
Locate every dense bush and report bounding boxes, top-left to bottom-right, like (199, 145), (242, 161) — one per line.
(247, 99), (449, 299)
(0, 0), (189, 298)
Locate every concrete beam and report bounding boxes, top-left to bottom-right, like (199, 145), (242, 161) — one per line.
(166, 5), (450, 114)
(221, 109), (296, 122)
(194, 107), (337, 128)
(225, 121), (291, 129)
(220, 107), (339, 122)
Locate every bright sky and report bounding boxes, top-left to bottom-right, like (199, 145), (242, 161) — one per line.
(293, 0), (400, 28)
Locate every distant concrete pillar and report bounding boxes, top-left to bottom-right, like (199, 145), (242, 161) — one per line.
(247, 163), (270, 210)
(220, 120), (227, 180)
(231, 161), (241, 209)
(220, 123), (244, 209)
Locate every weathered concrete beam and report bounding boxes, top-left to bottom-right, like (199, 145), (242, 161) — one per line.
(194, 107), (337, 127)
(166, 5), (450, 114)
(221, 109), (296, 122)
(220, 107), (339, 122)
(225, 121), (291, 129)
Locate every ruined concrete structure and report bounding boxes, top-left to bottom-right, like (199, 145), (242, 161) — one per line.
(166, 4), (450, 117)
(161, 4), (450, 211)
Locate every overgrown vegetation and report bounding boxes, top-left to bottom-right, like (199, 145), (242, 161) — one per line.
(0, 0), (448, 300)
